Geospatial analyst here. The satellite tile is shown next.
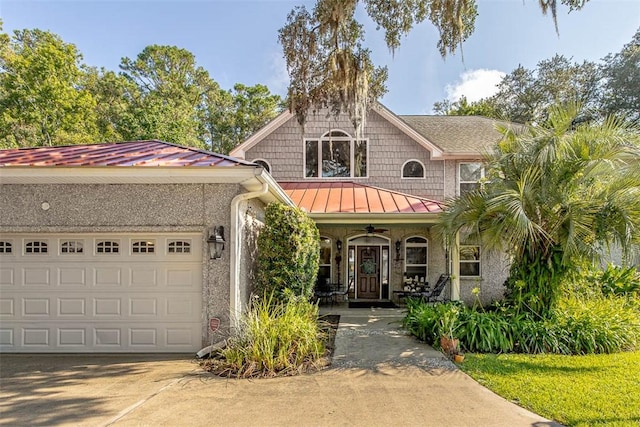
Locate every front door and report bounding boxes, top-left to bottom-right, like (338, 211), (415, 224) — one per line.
(357, 246), (379, 299)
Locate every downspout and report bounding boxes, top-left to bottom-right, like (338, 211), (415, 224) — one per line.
(230, 180), (268, 329)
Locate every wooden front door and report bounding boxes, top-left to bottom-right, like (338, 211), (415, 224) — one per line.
(357, 246), (379, 299)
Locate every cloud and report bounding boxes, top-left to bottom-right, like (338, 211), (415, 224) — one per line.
(266, 50), (290, 97)
(445, 69), (506, 103)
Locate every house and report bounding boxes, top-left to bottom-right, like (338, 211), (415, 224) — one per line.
(0, 104), (516, 354)
(0, 140), (292, 353)
(230, 103), (514, 306)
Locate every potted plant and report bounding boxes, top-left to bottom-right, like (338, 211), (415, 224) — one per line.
(438, 304), (460, 356)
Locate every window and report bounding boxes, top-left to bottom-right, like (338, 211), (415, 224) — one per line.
(459, 162), (484, 195)
(460, 245), (481, 277)
(25, 241), (47, 254)
(96, 241), (119, 254)
(61, 240), (83, 254)
(304, 130), (367, 178)
(404, 237), (427, 282)
(253, 159), (271, 173)
(0, 241), (12, 254)
(402, 160), (425, 178)
(168, 240), (191, 254)
(317, 237), (332, 286)
(132, 240), (155, 254)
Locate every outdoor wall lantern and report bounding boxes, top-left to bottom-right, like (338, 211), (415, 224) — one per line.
(395, 240), (401, 259)
(207, 226), (225, 259)
(336, 239), (343, 252)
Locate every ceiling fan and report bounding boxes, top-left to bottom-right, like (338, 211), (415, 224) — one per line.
(363, 224), (388, 234)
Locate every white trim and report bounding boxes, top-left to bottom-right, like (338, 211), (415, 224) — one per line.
(459, 244), (481, 278)
(403, 235), (429, 283)
(458, 161), (485, 196)
(373, 104), (444, 159)
(347, 234), (391, 300)
(0, 166), (294, 207)
(401, 159), (426, 179)
(229, 110), (295, 159)
(252, 158), (271, 173)
(303, 132), (369, 179)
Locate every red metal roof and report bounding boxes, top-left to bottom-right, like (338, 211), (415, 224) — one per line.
(280, 181), (443, 214)
(0, 140), (255, 167)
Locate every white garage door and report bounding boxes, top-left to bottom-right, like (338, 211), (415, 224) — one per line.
(0, 233), (203, 353)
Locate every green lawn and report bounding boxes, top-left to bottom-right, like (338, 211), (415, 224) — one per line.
(459, 351), (640, 427)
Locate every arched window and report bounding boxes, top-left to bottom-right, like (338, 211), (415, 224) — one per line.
(61, 240), (83, 254)
(132, 240), (155, 254)
(304, 129), (368, 178)
(404, 236), (428, 282)
(253, 159), (271, 173)
(0, 241), (12, 254)
(168, 240), (191, 254)
(96, 240), (119, 254)
(402, 160), (425, 178)
(25, 241), (48, 254)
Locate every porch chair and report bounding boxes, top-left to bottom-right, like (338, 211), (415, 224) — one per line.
(422, 274), (450, 302)
(330, 277), (354, 303)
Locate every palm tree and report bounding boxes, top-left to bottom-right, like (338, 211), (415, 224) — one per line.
(438, 103), (640, 315)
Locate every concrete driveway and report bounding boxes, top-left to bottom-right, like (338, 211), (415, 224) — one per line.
(1, 309), (560, 427)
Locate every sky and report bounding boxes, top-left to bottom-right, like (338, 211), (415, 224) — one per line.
(1, 0), (638, 115)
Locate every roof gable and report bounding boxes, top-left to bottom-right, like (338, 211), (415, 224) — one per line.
(0, 140), (256, 167)
(229, 103), (446, 159)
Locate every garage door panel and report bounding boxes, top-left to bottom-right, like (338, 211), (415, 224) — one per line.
(0, 233), (203, 353)
(0, 267), (15, 286)
(58, 267), (87, 286)
(0, 322), (202, 351)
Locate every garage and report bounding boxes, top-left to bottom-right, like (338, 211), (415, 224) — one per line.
(0, 233), (203, 353)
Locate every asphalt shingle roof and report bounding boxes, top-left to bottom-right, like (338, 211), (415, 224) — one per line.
(398, 115), (520, 155)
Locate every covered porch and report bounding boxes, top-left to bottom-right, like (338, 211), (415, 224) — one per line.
(279, 181), (462, 306)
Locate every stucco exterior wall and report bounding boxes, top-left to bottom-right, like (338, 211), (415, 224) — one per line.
(0, 183), (261, 347)
(245, 111), (446, 200)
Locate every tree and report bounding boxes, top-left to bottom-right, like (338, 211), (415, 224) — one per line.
(434, 55), (602, 124)
(82, 67), (140, 142)
(432, 95), (501, 119)
(256, 203), (320, 301)
(206, 83), (283, 154)
(118, 45), (218, 149)
(279, 0), (591, 132)
(0, 28), (99, 147)
(437, 103), (640, 315)
(601, 28), (640, 124)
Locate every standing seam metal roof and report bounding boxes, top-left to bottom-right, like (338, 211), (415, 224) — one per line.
(0, 140), (257, 167)
(279, 181), (443, 214)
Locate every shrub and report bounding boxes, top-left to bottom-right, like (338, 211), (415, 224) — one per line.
(598, 264), (640, 297)
(404, 296), (640, 355)
(256, 202), (320, 301)
(212, 294), (326, 378)
(552, 296), (640, 354)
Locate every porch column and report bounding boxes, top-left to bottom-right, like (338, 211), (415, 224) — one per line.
(451, 231), (461, 300)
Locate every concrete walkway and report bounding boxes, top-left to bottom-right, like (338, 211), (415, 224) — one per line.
(0, 307), (560, 426)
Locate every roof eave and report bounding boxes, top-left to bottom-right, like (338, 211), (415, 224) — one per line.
(307, 212), (441, 225)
